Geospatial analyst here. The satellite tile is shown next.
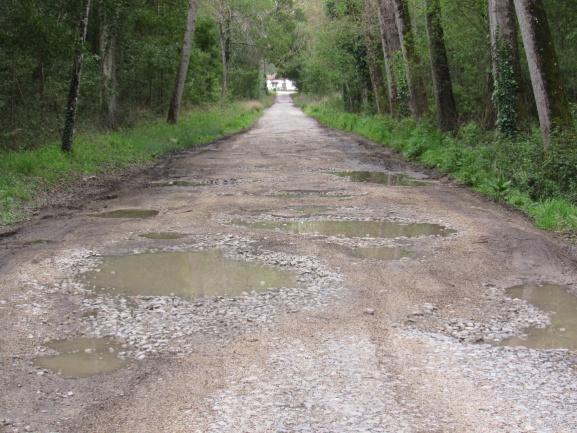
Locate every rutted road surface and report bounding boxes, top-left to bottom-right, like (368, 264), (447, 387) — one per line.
(2, 95), (577, 433)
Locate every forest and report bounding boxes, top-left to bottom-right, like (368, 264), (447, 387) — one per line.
(1, 0), (577, 232)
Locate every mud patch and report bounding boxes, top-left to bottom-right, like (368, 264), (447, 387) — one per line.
(335, 171), (427, 186)
(500, 283), (577, 350)
(34, 337), (125, 378)
(82, 249), (298, 299)
(90, 209), (159, 219)
(348, 246), (412, 260)
(230, 219), (454, 239)
(151, 180), (202, 187)
(139, 232), (188, 240)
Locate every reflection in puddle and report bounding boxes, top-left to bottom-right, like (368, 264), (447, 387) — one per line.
(91, 209), (159, 219)
(231, 219), (454, 238)
(34, 338), (125, 378)
(349, 246), (412, 260)
(501, 283), (577, 350)
(82, 250), (297, 298)
(140, 232), (187, 240)
(336, 171), (427, 186)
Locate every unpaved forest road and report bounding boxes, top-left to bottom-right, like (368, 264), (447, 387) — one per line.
(2, 95), (577, 433)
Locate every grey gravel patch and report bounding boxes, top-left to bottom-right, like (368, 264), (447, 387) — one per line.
(404, 284), (550, 344)
(190, 334), (443, 433)
(24, 236), (343, 359)
(403, 330), (577, 433)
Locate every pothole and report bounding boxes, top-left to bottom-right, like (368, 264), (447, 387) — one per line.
(500, 283), (577, 350)
(348, 246), (413, 260)
(335, 171), (428, 186)
(139, 232), (188, 240)
(90, 209), (159, 219)
(34, 337), (126, 378)
(230, 219), (454, 239)
(81, 249), (298, 299)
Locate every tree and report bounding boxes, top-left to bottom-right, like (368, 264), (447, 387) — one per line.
(391, 0), (427, 119)
(488, 0), (525, 135)
(361, 0), (387, 113)
(513, 0), (572, 144)
(61, 0), (92, 152)
(167, 0), (200, 124)
(376, 0), (402, 116)
(425, 0), (457, 131)
(99, 2), (118, 129)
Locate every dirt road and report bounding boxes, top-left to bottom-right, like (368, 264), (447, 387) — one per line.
(2, 95), (577, 433)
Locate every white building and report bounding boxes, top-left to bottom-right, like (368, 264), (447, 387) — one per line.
(266, 75), (298, 93)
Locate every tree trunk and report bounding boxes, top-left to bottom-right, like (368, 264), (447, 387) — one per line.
(100, 18), (118, 129)
(425, 0), (457, 131)
(392, 0), (428, 119)
(489, 0), (527, 134)
(362, 0), (387, 114)
(513, 0), (572, 144)
(377, 0), (401, 116)
(61, 0), (92, 152)
(218, 10), (231, 101)
(167, 0), (199, 124)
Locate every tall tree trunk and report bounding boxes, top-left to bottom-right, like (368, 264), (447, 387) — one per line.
(489, 0), (526, 134)
(218, 10), (231, 101)
(392, 0), (428, 119)
(167, 0), (199, 124)
(100, 18), (118, 129)
(377, 0), (401, 116)
(362, 0), (387, 114)
(61, 0), (92, 152)
(513, 0), (572, 144)
(425, 0), (457, 131)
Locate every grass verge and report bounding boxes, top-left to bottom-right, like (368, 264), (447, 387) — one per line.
(0, 99), (272, 226)
(296, 96), (577, 234)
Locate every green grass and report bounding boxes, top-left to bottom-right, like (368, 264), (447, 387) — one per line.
(296, 95), (577, 233)
(0, 99), (271, 225)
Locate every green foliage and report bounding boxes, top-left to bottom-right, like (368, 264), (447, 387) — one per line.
(299, 96), (577, 233)
(0, 101), (267, 225)
(492, 37), (518, 136)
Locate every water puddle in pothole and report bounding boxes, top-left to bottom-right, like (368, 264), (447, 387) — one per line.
(90, 209), (159, 219)
(230, 219), (454, 238)
(335, 171), (427, 186)
(349, 246), (413, 260)
(139, 232), (187, 240)
(34, 338), (125, 378)
(500, 283), (577, 350)
(81, 249), (297, 298)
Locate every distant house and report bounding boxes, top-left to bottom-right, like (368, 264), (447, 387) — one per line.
(266, 74), (298, 93)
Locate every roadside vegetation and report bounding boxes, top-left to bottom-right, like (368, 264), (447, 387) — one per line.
(289, 0), (577, 234)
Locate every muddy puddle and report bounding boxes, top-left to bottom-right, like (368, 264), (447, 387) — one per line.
(500, 283), (577, 350)
(91, 209), (159, 219)
(335, 171), (427, 186)
(34, 338), (125, 378)
(139, 232), (187, 240)
(231, 219), (454, 238)
(82, 249), (297, 298)
(348, 246), (412, 260)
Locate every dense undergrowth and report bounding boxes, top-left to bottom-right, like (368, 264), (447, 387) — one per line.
(0, 98), (272, 226)
(296, 95), (577, 233)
